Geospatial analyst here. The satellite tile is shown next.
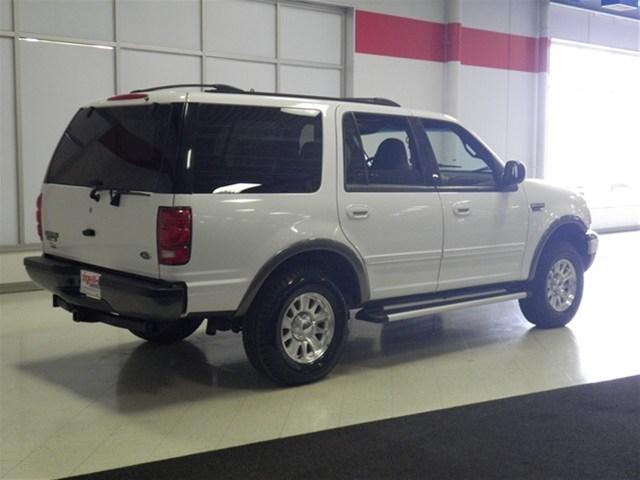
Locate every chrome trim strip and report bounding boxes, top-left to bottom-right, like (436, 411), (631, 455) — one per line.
(387, 292), (528, 322)
(366, 249), (442, 266)
(383, 289), (507, 312)
(443, 243), (525, 259)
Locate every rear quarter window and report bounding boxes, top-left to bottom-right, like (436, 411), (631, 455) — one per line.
(188, 104), (323, 194)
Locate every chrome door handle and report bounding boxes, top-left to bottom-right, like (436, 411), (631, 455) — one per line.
(452, 201), (471, 216)
(346, 204), (369, 220)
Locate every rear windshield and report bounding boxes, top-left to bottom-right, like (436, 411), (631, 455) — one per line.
(188, 104), (322, 194)
(46, 104), (181, 192)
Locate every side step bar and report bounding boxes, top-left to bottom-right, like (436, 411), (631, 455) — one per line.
(356, 292), (528, 323)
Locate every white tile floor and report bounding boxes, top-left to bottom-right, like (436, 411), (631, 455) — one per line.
(1, 231), (639, 479)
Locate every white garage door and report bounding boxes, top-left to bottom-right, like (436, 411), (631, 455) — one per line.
(205, 1), (344, 95)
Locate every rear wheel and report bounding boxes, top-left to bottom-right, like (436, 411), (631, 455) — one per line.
(242, 265), (348, 386)
(520, 241), (584, 328)
(130, 318), (203, 344)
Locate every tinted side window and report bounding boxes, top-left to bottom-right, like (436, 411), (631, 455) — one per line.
(344, 112), (424, 188)
(420, 120), (498, 188)
(46, 105), (179, 192)
(190, 105), (322, 194)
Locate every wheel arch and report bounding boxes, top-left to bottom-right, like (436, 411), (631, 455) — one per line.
(234, 239), (370, 318)
(528, 216), (590, 281)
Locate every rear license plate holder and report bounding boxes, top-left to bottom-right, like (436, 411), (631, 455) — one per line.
(80, 270), (101, 300)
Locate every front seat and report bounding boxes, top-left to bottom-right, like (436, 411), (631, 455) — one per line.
(371, 138), (408, 170)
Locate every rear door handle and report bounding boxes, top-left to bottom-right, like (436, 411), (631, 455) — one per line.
(452, 201), (471, 216)
(346, 204), (369, 220)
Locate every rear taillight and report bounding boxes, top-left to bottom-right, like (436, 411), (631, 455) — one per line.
(36, 193), (43, 240)
(157, 207), (192, 265)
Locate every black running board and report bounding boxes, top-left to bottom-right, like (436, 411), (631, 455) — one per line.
(356, 292), (528, 323)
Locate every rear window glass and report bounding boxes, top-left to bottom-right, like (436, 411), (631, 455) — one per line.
(189, 104), (322, 194)
(46, 104), (181, 192)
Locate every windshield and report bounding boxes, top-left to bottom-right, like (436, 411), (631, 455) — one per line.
(46, 104), (183, 192)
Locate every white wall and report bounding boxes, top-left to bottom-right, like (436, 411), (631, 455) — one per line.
(119, 0), (200, 50)
(0, 37), (18, 246)
(0, 0), (12, 30)
(350, 0), (445, 22)
(456, 0), (543, 172)
(353, 54), (445, 111)
(19, 40), (115, 244)
(350, 0), (447, 111)
(17, 0), (114, 40)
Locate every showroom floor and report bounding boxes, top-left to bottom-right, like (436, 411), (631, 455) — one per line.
(1, 231), (639, 479)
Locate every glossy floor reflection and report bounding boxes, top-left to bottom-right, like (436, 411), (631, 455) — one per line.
(1, 231), (639, 479)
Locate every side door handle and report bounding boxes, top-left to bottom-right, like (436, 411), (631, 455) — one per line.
(452, 201), (471, 216)
(346, 204), (370, 220)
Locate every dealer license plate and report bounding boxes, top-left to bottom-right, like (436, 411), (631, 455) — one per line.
(80, 270), (101, 300)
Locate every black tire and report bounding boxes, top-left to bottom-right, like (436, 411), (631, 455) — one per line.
(242, 264), (348, 386)
(130, 318), (203, 344)
(519, 241), (584, 328)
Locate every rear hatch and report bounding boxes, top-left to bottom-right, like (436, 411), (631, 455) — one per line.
(41, 99), (185, 279)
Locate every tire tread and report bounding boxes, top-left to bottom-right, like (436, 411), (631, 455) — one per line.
(520, 241), (584, 329)
(242, 264), (347, 386)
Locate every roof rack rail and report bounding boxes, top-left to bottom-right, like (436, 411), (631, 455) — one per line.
(129, 84), (401, 107)
(212, 90), (401, 107)
(130, 84), (245, 93)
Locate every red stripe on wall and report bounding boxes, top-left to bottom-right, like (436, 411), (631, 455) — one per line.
(461, 27), (547, 73)
(459, 27), (509, 70)
(445, 23), (462, 62)
(537, 37), (550, 74)
(356, 11), (548, 73)
(355, 10), (445, 62)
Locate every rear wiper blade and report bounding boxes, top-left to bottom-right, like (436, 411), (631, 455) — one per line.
(108, 189), (151, 207)
(87, 182), (150, 206)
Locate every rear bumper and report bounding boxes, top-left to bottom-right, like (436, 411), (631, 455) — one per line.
(24, 255), (186, 322)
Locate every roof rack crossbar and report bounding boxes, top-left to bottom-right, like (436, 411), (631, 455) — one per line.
(130, 84), (245, 94)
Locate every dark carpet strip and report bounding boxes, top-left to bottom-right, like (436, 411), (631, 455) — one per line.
(63, 375), (640, 480)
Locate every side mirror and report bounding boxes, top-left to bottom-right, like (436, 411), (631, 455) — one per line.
(502, 161), (526, 188)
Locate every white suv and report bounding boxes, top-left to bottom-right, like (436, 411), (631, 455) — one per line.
(25, 84), (598, 385)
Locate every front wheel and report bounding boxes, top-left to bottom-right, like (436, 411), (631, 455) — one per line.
(130, 318), (203, 344)
(242, 265), (348, 386)
(519, 241), (584, 328)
